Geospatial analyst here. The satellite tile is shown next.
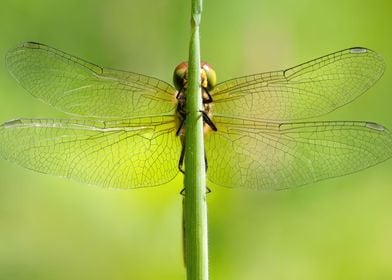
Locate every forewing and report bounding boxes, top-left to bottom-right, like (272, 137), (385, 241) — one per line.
(206, 116), (392, 190)
(0, 115), (180, 188)
(212, 48), (385, 121)
(6, 42), (176, 118)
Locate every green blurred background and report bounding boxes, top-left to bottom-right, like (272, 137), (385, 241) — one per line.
(1, 0), (391, 279)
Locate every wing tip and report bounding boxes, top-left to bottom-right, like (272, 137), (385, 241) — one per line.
(22, 41), (45, 49)
(6, 41), (41, 56)
(1, 119), (23, 129)
(349, 47), (369, 54)
(5, 42), (42, 71)
(365, 122), (392, 136)
(365, 122), (385, 131)
(348, 46), (385, 65)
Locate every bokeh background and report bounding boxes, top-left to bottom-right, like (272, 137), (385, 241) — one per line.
(0, 0), (391, 279)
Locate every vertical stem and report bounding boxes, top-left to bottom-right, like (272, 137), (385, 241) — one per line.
(184, 0), (208, 279)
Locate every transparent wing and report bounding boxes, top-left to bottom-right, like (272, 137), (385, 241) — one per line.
(0, 115), (180, 188)
(6, 42), (176, 118)
(212, 48), (385, 121)
(206, 116), (392, 190)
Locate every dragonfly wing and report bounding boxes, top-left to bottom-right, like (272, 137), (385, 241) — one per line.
(6, 42), (176, 118)
(212, 48), (385, 121)
(0, 115), (180, 188)
(206, 116), (392, 190)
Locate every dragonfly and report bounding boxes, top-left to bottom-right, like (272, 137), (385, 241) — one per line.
(0, 42), (391, 190)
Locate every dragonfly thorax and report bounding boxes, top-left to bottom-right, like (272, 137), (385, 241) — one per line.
(173, 61), (217, 139)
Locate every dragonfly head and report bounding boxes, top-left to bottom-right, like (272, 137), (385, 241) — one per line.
(173, 61), (217, 91)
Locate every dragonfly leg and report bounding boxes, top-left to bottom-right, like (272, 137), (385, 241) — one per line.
(203, 88), (213, 104)
(176, 117), (186, 136)
(178, 137), (210, 174)
(204, 149), (212, 194)
(204, 148), (209, 171)
(175, 86), (185, 100)
(179, 148), (210, 194)
(178, 137), (186, 174)
(200, 110), (217, 131)
(179, 186), (211, 196)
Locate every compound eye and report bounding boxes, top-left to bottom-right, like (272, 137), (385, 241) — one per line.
(201, 62), (217, 91)
(173, 62), (188, 91)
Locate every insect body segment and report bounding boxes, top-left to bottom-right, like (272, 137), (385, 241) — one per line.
(173, 62), (218, 173)
(173, 61), (217, 134)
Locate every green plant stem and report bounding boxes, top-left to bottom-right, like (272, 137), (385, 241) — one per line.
(184, 0), (208, 279)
